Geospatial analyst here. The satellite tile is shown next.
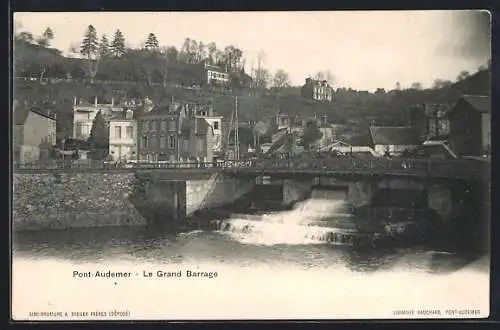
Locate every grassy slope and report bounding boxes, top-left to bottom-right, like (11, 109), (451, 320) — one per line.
(13, 41), (490, 139)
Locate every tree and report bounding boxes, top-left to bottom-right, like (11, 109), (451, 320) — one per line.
(432, 79), (453, 89)
(42, 27), (54, 45)
(457, 70), (470, 81)
(410, 82), (423, 90)
(80, 24), (100, 82)
(253, 50), (269, 89)
(34, 27), (54, 47)
(207, 42), (217, 64)
(254, 68), (270, 89)
(302, 120), (323, 150)
(17, 31), (34, 43)
(144, 33), (159, 52)
(271, 69), (291, 98)
(110, 29), (126, 58)
(99, 34), (110, 57)
(87, 110), (109, 149)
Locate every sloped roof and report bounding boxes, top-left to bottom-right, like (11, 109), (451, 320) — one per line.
(265, 133), (288, 155)
(195, 118), (211, 135)
(461, 95), (490, 113)
(14, 102), (56, 125)
(369, 126), (418, 145)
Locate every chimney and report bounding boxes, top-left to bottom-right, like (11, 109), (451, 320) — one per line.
(54, 113), (57, 120)
(111, 97), (115, 106)
(94, 96), (98, 107)
(73, 96), (77, 106)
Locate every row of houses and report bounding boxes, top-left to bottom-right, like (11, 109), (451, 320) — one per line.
(262, 95), (490, 160)
(316, 95), (490, 159)
(12, 93), (490, 165)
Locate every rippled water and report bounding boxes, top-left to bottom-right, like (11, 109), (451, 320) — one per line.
(12, 190), (490, 320)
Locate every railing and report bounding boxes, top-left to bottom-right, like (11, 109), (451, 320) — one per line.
(13, 156), (487, 178)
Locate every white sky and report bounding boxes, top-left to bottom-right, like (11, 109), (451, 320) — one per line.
(14, 11), (491, 91)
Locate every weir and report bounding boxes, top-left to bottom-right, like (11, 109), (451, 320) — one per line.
(12, 171), (486, 247)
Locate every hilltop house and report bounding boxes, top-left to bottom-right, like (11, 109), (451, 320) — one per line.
(448, 95), (490, 157)
(369, 126), (419, 156)
(14, 100), (57, 164)
(301, 78), (334, 102)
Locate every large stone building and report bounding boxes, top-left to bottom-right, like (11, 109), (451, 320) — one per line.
(138, 100), (223, 163)
(14, 100), (57, 164)
(301, 78), (334, 102)
(448, 95), (490, 157)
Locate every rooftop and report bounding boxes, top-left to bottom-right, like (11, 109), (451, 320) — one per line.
(14, 101), (57, 125)
(460, 95), (490, 113)
(369, 126), (418, 145)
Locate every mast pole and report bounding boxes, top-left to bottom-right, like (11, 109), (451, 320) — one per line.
(235, 96), (240, 161)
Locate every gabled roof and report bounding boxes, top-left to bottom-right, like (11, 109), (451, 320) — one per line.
(369, 126), (418, 145)
(14, 101), (57, 125)
(195, 118), (211, 135)
(266, 133), (288, 155)
(460, 95), (490, 113)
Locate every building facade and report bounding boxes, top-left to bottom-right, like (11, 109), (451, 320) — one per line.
(448, 95), (490, 157)
(73, 97), (124, 141)
(301, 78), (334, 102)
(138, 100), (223, 163)
(369, 126), (419, 156)
(205, 64), (230, 86)
(108, 110), (138, 161)
(14, 101), (57, 164)
(409, 103), (452, 142)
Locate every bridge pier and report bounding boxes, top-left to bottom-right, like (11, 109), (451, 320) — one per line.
(131, 173), (254, 229)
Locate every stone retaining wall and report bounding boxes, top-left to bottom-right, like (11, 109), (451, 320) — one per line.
(13, 173), (146, 231)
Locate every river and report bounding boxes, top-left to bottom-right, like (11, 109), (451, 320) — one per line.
(12, 189), (489, 320)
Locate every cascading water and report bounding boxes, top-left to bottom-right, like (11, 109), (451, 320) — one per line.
(212, 189), (370, 246)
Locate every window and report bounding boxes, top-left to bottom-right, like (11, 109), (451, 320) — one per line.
(141, 136), (148, 149)
(115, 126), (122, 139)
(169, 135), (176, 149)
(160, 136), (167, 148)
(213, 121), (219, 130)
(161, 120), (167, 131)
(168, 120), (176, 131)
(143, 120), (149, 131)
(126, 126), (134, 139)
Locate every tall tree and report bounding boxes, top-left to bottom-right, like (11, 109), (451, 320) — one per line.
(271, 69), (291, 98)
(87, 110), (109, 149)
(42, 27), (54, 43)
(197, 41), (206, 63)
(144, 33), (159, 52)
(99, 34), (110, 57)
(80, 25), (100, 82)
(110, 29), (126, 58)
(35, 27), (54, 47)
(207, 42), (217, 65)
(179, 38), (192, 63)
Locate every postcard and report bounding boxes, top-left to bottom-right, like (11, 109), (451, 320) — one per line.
(11, 10), (491, 320)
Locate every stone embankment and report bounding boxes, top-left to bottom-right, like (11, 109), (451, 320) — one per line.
(13, 173), (146, 231)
